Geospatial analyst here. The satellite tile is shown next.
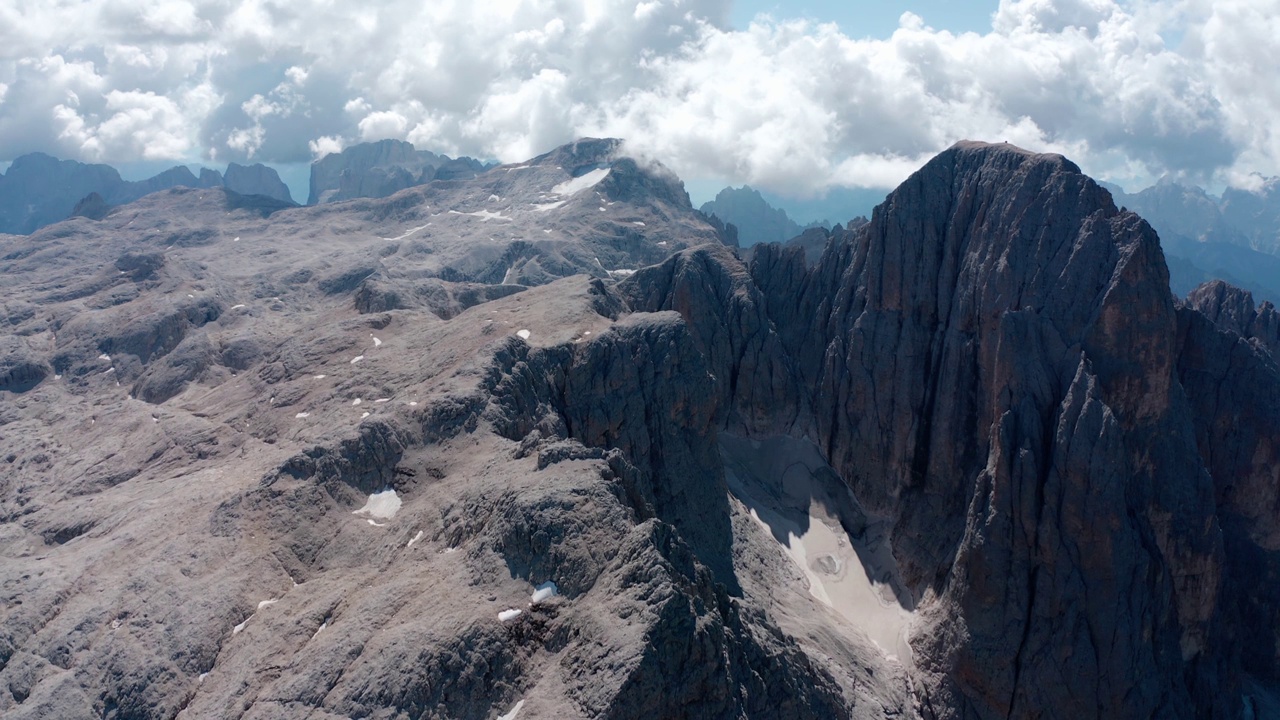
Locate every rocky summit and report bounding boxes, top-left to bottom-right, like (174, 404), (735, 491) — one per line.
(1, 139), (1278, 719)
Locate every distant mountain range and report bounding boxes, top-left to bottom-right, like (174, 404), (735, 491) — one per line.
(0, 154), (294, 235)
(697, 185), (883, 248)
(307, 139), (490, 205)
(0, 140), (492, 236)
(1103, 179), (1280, 303)
(699, 186), (805, 246)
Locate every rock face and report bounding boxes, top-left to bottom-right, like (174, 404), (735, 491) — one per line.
(699, 186), (802, 247)
(223, 163), (294, 204)
(749, 143), (1237, 718)
(0, 154), (294, 234)
(631, 142), (1280, 717)
(307, 139), (486, 205)
(1, 139), (1278, 719)
(0, 153), (124, 234)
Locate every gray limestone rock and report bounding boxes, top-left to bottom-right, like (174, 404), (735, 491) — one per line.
(1185, 279), (1280, 359)
(1, 138), (1278, 720)
(223, 163), (295, 204)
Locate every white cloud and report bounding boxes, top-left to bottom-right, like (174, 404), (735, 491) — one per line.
(139, 0), (206, 37)
(358, 110), (409, 142)
(0, 0), (1276, 197)
(309, 134), (344, 159)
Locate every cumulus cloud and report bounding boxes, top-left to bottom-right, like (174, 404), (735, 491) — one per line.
(308, 134), (343, 160)
(0, 0), (1277, 197)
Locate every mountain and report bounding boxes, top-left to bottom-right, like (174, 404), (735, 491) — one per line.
(758, 185), (888, 228)
(1161, 232), (1280, 303)
(307, 139), (489, 205)
(1107, 179), (1280, 304)
(699, 185), (802, 246)
(0, 154), (295, 234)
(1222, 178), (1280, 255)
(0, 153), (126, 234)
(1110, 178), (1244, 245)
(223, 162), (295, 204)
(2, 139), (1279, 718)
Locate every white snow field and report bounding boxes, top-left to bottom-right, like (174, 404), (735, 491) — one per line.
(551, 167), (610, 196)
(498, 699), (525, 720)
(531, 581), (558, 604)
(352, 489), (402, 521)
(721, 434), (916, 662)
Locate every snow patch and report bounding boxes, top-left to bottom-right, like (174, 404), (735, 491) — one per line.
(498, 700), (526, 720)
(722, 434), (916, 662)
(350, 355), (364, 364)
(381, 224), (428, 241)
(312, 622), (327, 639)
(372, 337), (383, 347)
(98, 353), (111, 361)
(352, 398), (363, 406)
(516, 329), (531, 340)
(532, 200), (565, 212)
(634, 221), (646, 226)
(375, 398), (390, 403)
(552, 167), (610, 196)
(361, 412), (370, 419)
(406, 530), (424, 548)
(257, 599), (279, 611)
(497, 609), (522, 622)
(295, 412), (310, 418)
(448, 209), (509, 222)
(313, 374), (326, 379)
(531, 581), (558, 604)
(353, 488), (402, 520)
(230, 304), (246, 310)
(608, 269), (636, 278)
(488, 194), (501, 202)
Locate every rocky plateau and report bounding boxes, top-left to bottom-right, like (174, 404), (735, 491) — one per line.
(1, 138), (1278, 719)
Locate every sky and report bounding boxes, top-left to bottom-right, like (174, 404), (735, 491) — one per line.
(1, 0), (1278, 208)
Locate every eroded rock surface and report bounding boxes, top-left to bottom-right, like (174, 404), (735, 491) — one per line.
(2, 139), (1278, 719)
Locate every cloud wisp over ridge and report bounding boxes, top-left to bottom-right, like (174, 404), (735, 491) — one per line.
(0, 0), (1276, 197)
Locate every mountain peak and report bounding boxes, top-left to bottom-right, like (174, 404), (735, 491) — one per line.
(699, 185), (800, 246)
(940, 139), (1083, 175)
